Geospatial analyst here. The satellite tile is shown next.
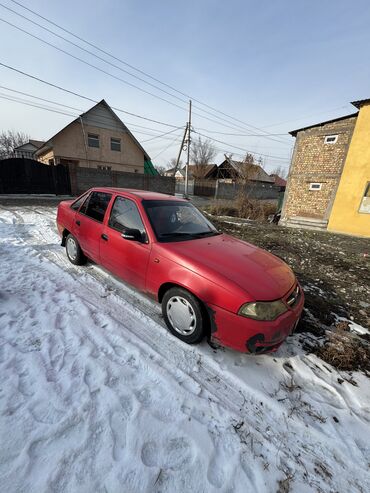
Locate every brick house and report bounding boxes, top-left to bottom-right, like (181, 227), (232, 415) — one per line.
(281, 100), (370, 237)
(34, 100), (151, 174)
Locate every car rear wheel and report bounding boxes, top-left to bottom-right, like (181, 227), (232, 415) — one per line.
(162, 287), (205, 344)
(66, 233), (86, 265)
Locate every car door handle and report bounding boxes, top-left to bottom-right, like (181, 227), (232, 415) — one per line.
(76, 220), (80, 226)
(101, 234), (109, 241)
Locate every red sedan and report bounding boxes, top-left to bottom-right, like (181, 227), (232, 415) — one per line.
(57, 187), (304, 353)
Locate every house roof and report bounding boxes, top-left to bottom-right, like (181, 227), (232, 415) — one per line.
(270, 174), (287, 187)
(29, 139), (45, 148)
(220, 158), (275, 183)
(289, 112), (358, 137)
(35, 99), (150, 159)
(184, 163), (218, 178)
(14, 139), (45, 151)
(351, 98), (370, 109)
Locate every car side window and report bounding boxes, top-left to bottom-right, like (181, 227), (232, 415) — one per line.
(80, 191), (112, 223)
(108, 197), (146, 238)
(71, 193), (88, 211)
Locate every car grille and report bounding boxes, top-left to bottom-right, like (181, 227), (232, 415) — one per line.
(285, 284), (301, 308)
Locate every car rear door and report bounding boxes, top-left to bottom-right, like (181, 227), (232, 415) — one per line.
(74, 191), (112, 263)
(100, 195), (151, 291)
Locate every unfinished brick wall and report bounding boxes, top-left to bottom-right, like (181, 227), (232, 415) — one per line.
(282, 116), (357, 221)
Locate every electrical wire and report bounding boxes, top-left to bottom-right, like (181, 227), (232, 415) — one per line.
(0, 85), (188, 139)
(0, 62), (179, 128)
(0, 0), (294, 144)
(0, 93), (186, 144)
(152, 135), (183, 160)
(5, 1), (294, 142)
(192, 130), (290, 161)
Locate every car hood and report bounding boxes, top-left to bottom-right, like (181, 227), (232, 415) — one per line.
(158, 233), (296, 301)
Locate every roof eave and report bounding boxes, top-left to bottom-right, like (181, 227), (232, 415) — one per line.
(289, 112), (359, 137)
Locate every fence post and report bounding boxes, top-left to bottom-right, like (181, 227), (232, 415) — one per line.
(215, 179), (219, 199)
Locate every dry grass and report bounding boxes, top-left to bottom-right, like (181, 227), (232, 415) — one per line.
(316, 323), (370, 373)
(206, 195), (277, 221)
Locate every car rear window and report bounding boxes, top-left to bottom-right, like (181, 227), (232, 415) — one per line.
(80, 191), (112, 223)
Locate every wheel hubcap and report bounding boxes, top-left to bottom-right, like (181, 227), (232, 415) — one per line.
(67, 237), (77, 260)
(166, 296), (197, 336)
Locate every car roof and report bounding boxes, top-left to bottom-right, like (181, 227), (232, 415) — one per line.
(89, 187), (187, 202)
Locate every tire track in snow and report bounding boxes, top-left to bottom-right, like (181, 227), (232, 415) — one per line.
(1, 204), (370, 492)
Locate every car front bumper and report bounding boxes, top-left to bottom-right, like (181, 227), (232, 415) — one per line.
(208, 286), (304, 354)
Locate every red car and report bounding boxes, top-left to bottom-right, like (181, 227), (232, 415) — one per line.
(57, 188), (304, 353)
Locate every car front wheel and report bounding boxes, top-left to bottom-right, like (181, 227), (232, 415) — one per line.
(162, 287), (205, 344)
(65, 233), (86, 265)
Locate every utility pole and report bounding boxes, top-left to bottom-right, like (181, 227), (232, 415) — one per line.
(184, 99), (192, 198)
(173, 122), (188, 176)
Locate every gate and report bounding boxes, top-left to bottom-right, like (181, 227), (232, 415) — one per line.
(0, 158), (71, 195)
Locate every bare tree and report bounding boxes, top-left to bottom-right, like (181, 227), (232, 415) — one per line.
(270, 165), (288, 179)
(225, 152), (259, 184)
(168, 157), (182, 170)
(155, 165), (168, 175)
(190, 136), (217, 178)
(0, 130), (29, 157)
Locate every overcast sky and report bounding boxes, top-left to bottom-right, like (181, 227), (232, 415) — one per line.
(1, 0), (370, 172)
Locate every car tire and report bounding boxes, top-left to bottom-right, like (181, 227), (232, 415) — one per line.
(162, 287), (205, 344)
(65, 233), (86, 266)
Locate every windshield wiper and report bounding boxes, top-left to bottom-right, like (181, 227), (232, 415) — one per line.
(191, 231), (220, 238)
(159, 231), (219, 239)
(158, 232), (194, 237)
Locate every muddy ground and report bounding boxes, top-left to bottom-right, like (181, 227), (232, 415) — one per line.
(212, 218), (370, 370)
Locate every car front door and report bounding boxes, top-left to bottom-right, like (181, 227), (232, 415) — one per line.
(74, 191), (112, 263)
(100, 196), (151, 291)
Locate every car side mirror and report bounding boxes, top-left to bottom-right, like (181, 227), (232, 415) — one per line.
(121, 228), (143, 242)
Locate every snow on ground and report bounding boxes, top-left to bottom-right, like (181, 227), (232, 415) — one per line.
(0, 204), (370, 493)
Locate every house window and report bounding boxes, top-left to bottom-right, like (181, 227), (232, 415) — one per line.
(88, 133), (100, 148)
(97, 165), (112, 171)
(309, 183), (322, 191)
(324, 135), (338, 144)
(359, 182), (370, 214)
(111, 137), (121, 151)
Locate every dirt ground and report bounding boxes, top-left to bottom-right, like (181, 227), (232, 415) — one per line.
(212, 217), (370, 371)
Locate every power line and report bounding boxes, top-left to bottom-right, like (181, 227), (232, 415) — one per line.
(0, 84), (187, 138)
(0, 84), (82, 112)
(141, 127), (183, 143)
(0, 61), (180, 128)
(192, 130), (290, 161)
(0, 93), (77, 117)
(0, 17), (192, 115)
(6, 0), (293, 143)
(1, 15), (292, 139)
(152, 135), (183, 160)
(1, 1), (271, 135)
(0, 91), (288, 166)
(262, 105), (351, 129)
(0, 93), (186, 145)
(194, 127), (290, 137)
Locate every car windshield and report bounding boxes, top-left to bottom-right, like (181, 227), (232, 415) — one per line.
(142, 200), (220, 242)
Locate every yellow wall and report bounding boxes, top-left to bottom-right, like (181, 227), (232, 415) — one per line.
(328, 104), (370, 237)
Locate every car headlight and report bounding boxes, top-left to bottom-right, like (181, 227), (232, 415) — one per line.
(238, 300), (287, 321)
